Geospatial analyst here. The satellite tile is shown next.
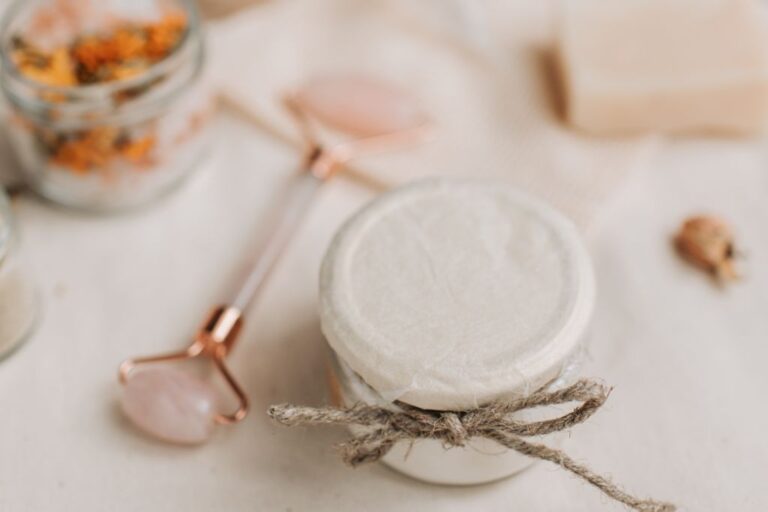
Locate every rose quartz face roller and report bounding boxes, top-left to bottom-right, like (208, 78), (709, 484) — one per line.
(118, 74), (429, 444)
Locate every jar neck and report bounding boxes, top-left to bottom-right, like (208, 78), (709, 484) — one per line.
(329, 344), (586, 412)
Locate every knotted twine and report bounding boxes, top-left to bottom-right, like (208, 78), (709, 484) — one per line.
(268, 379), (675, 512)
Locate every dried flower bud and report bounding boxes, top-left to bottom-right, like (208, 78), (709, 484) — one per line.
(674, 215), (738, 282)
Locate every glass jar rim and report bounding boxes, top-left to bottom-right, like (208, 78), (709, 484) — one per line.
(0, 0), (202, 115)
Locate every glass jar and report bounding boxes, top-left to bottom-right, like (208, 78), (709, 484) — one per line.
(0, 189), (37, 360)
(0, 0), (213, 211)
(319, 178), (595, 485)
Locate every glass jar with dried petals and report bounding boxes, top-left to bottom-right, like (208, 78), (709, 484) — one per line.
(0, 0), (213, 211)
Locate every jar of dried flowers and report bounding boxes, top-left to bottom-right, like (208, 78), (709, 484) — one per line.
(0, 0), (214, 211)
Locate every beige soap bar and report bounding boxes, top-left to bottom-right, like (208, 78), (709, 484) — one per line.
(559, 0), (768, 134)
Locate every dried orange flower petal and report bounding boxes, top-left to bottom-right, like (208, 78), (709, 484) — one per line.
(15, 46), (76, 87)
(119, 135), (156, 166)
(145, 12), (187, 59)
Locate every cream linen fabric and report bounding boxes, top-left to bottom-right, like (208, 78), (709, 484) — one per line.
(2, 109), (768, 512)
(208, 0), (658, 232)
(0, 2), (766, 511)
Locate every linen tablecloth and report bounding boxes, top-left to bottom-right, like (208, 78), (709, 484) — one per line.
(0, 1), (766, 511)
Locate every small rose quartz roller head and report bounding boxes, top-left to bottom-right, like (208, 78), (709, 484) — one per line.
(117, 73), (429, 444)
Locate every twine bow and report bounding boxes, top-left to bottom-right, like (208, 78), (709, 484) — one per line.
(268, 379), (675, 512)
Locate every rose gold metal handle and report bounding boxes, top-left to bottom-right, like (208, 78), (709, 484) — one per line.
(118, 159), (327, 428)
(119, 84), (429, 431)
(211, 355), (248, 424)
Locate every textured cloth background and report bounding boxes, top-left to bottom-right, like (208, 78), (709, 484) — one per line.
(0, 1), (765, 511)
(208, 0), (658, 232)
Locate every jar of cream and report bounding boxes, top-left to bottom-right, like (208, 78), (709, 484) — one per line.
(0, 190), (37, 360)
(319, 178), (595, 485)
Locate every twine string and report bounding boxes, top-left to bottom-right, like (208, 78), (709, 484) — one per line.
(268, 379), (675, 512)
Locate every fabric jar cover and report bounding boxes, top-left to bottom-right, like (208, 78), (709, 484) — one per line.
(318, 178), (596, 484)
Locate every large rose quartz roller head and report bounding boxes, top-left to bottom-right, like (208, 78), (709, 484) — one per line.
(119, 306), (246, 444)
(118, 74), (429, 444)
(121, 367), (219, 444)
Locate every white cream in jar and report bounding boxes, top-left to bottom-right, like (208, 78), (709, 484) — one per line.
(319, 178), (595, 485)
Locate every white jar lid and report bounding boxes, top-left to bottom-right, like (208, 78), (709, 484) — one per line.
(320, 178), (595, 410)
